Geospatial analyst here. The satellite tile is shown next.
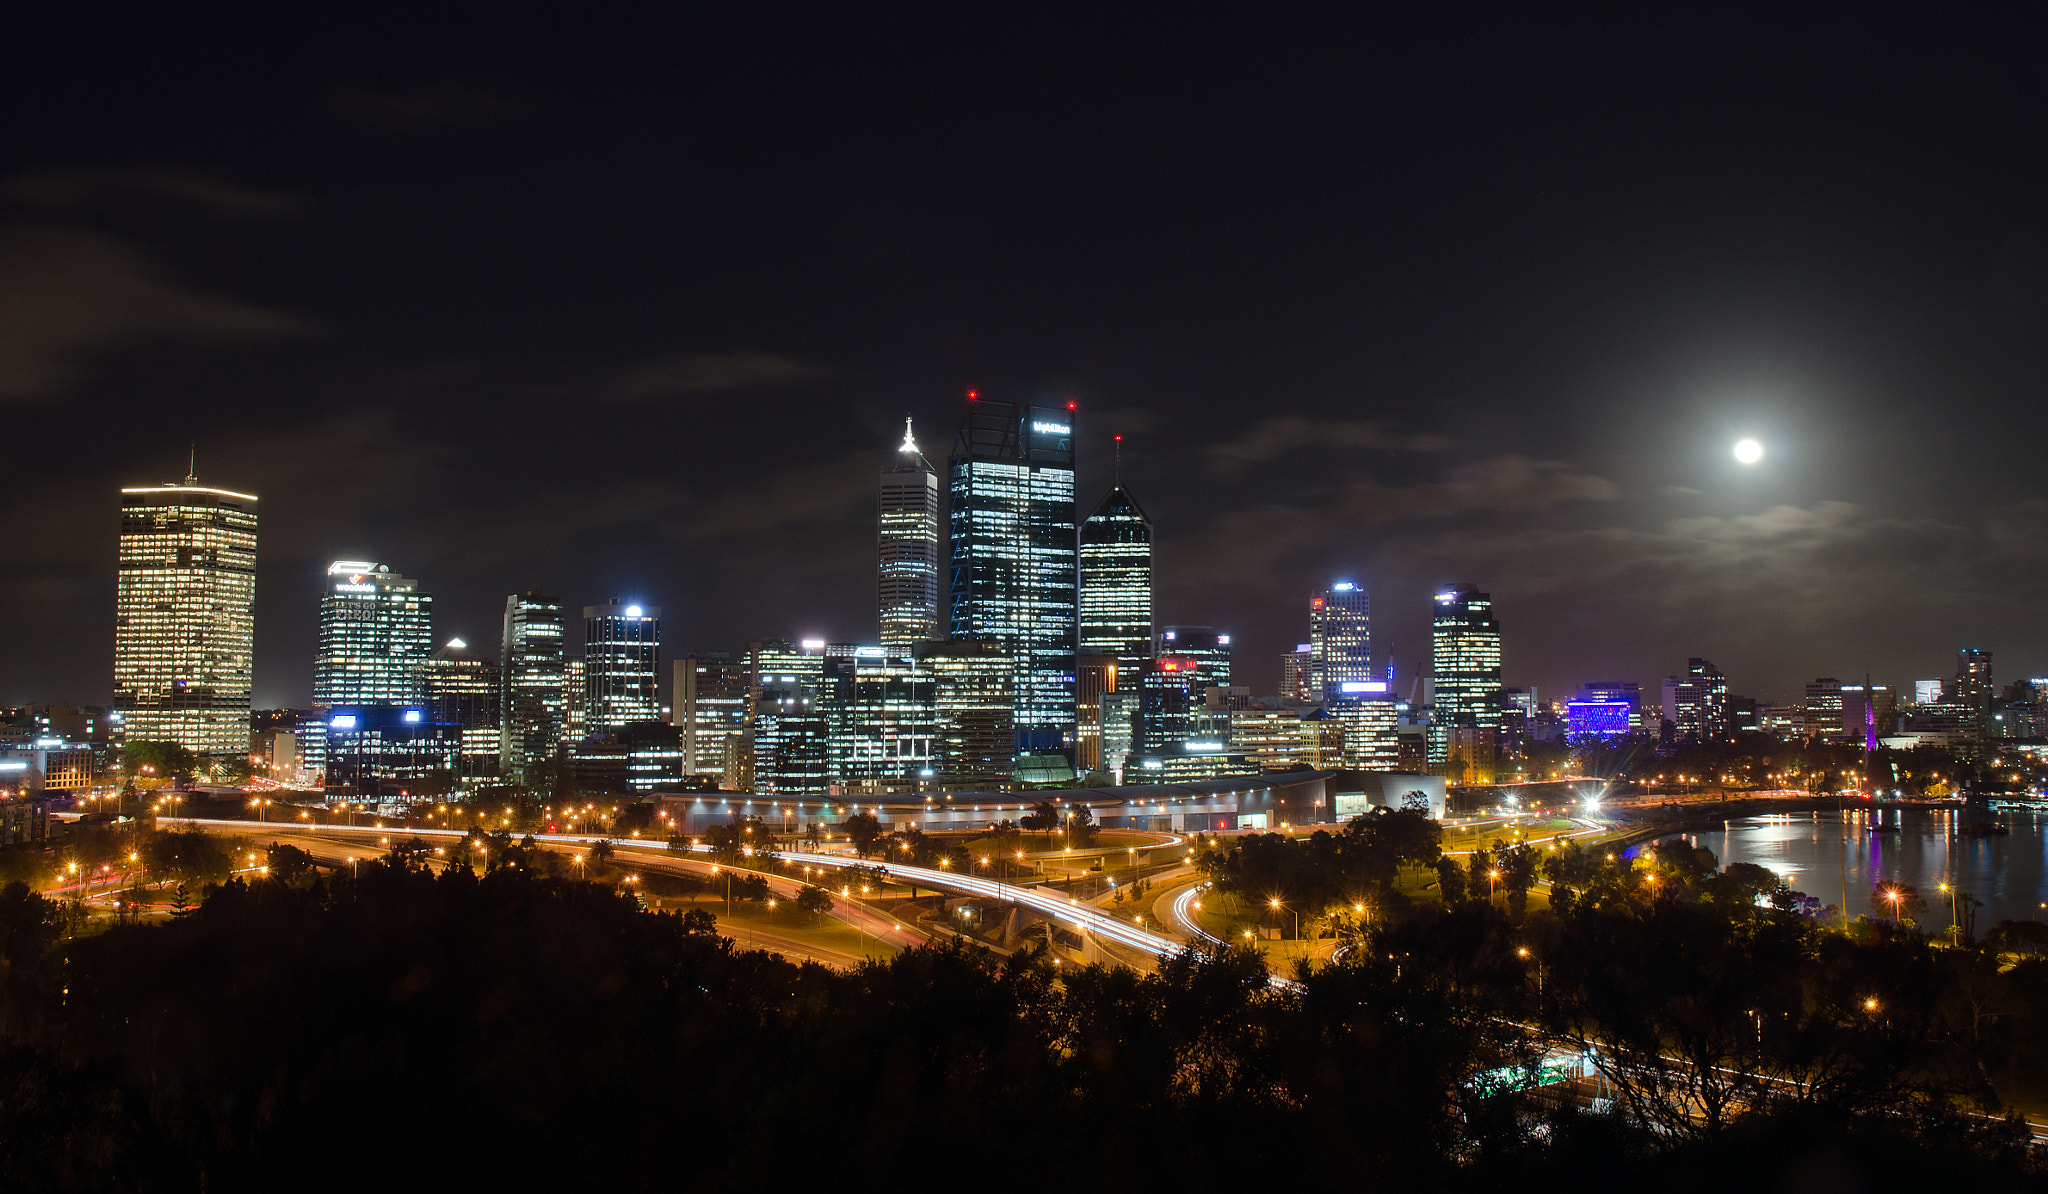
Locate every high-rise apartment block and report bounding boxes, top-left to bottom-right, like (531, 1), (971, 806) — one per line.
(879, 418), (942, 655)
(583, 600), (660, 733)
(1426, 585), (1501, 770)
(1309, 583), (1370, 701)
(114, 471), (258, 759)
(1955, 648), (1994, 732)
(1078, 484), (1153, 679)
(948, 397), (1077, 752)
(499, 592), (565, 782)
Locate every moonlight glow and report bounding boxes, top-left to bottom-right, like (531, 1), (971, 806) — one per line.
(1733, 438), (1764, 464)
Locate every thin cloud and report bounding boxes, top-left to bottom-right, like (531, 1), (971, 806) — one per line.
(0, 169), (304, 218)
(0, 226), (316, 400)
(328, 84), (531, 130)
(1207, 415), (1452, 473)
(616, 350), (830, 399)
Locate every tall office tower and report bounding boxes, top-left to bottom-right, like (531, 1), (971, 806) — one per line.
(1841, 684), (1895, 746)
(583, 600), (660, 733)
(949, 396), (1077, 752)
(309, 561), (432, 773)
(1337, 688), (1400, 769)
(313, 562), (433, 708)
(1135, 657), (1206, 754)
(114, 468), (258, 759)
(421, 638), (502, 782)
(917, 639), (1016, 789)
(674, 652), (748, 782)
(829, 651), (939, 795)
(1308, 582), (1370, 701)
(1955, 648), (1994, 732)
(748, 639), (824, 692)
(499, 592), (565, 782)
(751, 682), (829, 796)
(1156, 627), (1232, 690)
(1280, 645), (1311, 702)
(1665, 658), (1728, 746)
(879, 418), (942, 655)
(1078, 482), (1153, 680)
(1074, 654), (1119, 773)
(1803, 678), (1843, 741)
(561, 659), (587, 746)
(1426, 585), (1501, 770)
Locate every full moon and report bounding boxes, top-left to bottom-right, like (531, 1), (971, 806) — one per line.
(1733, 438), (1764, 464)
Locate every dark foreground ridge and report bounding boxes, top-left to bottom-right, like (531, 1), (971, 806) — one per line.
(1, 855), (2045, 1192)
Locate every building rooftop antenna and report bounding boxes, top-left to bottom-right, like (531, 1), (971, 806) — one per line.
(185, 442), (197, 486)
(1114, 434), (1123, 485)
(900, 414), (918, 454)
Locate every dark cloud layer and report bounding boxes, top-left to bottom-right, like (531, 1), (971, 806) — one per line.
(3, 7), (2046, 709)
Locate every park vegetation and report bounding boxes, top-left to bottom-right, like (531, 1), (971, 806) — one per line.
(0, 821), (2045, 1191)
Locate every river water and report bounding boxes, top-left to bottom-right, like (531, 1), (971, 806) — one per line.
(1676, 807), (2048, 927)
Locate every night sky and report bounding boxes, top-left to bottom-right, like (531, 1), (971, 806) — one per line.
(6, 8), (2045, 711)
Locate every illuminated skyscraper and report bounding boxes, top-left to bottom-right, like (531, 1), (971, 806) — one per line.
(948, 396), (1077, 751)
(1280, 644), (1311, 702)
(879, 417), (942, 655)
(1078, 482), (1152, 680)
(113, 468), (257, 759)
(918, 639), (1015, 788)
(499, 592), (564, 782)
(313, 562), (433, 708)
(422, 638), (502, 783)
(674, 652), (747, 782)
(1955, 647), (1994, 733)
(311, 561), (433, 772)
(583, 600), (660, 733)
(1156, 627), (1231, 691)
(1426, 585), (1501, 769)
(1665, 658), (1728, 746)
(1308, 582), (1370, 701)
(1074, 654), (1118, 773)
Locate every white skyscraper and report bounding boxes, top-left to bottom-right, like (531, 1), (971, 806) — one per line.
(879, 417), (941, 655)
(114, 465), (258, 759)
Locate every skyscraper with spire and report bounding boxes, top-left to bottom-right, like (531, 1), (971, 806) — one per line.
(879, 416), (941, 655)
(948, 394), (1077, 751)
(1078, 440), (1153, 680)
(114, 452), (257, 760)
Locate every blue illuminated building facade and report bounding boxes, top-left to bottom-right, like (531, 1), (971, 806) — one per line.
(321, 705), (461, 799)
(948, 396), (1077, 754)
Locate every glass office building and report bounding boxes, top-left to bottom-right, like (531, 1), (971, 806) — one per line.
(1156, 627), (1231, 691)
(948, 397), (1077, 752)
(1427, 585), (1502, 769)
(421, 638), (502, 783)
(879, 418), (942, 655)
(1078, 484), (1152, 680)
(1309, 582), (1370, 701)
(311, 561), (433, 769)
(499, 592), (565, 783)
(114, 473), (257, 760)
(917, 639), (1016, 789)
(675, 652), (748, 783)
(583, 600), (660, 734)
